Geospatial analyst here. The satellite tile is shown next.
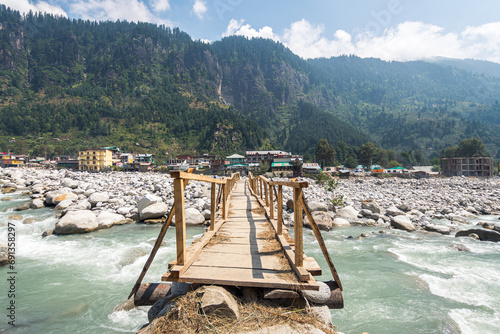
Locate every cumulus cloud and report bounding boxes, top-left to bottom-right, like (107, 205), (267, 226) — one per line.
(222, 18), (278, 41)
(151, 0), (170, 13)
(69, 0), (171, 25)
(222, 18), (500, 63)
(192, 0), (207, 20)
(1, 0), (67, 16)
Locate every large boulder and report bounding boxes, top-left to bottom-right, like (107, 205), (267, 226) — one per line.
(390, 215), (416, 232)
(424, 224), (451, 235)
(332, 217), (350, 228)
(30, 198), (45, 209)
(97, 211), (126, 229)
(54, 200), (73, 211)
(198, 286), (240, 319)
(362, 199), (381, 213)
(140, 202), (169, 220)
(185, 208), (205, 226)
(1, 187), (16, 194)
(307, 201), (328, 213)
(88, 192), (110, 205)
(52, 192), (79, 205)
(304, 212), (333, 231)
(335, 206), (359, 219)
(455, 229), (500, 242)
(386, 205), (404, 217)
(54, 210), (98, 234)
(137, 194), (162, 213)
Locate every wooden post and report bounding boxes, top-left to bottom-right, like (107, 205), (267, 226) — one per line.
(174, 178), (186, 266)
(210, 182), (216, 231)
(222, 181), (227, 219)
(293, 187), (303, 267)
(269, 183), (274, 219)
(259, 178), (263, 199)
(277, 185), (283, 235)
(264, 180), (269, 206)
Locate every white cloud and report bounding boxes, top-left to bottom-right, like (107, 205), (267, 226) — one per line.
(222, 19), (500, 63)
(1, 0), (67, 16)
(192, 0), (207, 20)
(151, 0), (170, 13)
(69, 0), (171, 25)
(222, 18), (278, 41)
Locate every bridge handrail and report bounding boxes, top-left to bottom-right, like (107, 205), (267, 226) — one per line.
(248, 172), (342, 290)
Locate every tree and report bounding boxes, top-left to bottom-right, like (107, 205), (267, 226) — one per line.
(315, 139), (335, 168)
(456, 138), (486, 157)
(387, 160), (402, 168)
(359, 142), (377, 169)
(344, 155), (358, 169)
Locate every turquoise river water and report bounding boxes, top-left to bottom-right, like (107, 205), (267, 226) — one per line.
(1, 191), (499, 333)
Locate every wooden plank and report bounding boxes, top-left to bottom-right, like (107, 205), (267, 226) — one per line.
(170, 171), (225, 184)
(299, 195), (343, 290)
(188, 251), (285, 271)
(164, 265), (319, 291)
(304, 256), (322, 276)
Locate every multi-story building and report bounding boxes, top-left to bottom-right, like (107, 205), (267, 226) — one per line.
(441, 157), (493, 177)
(245, 150), (291, 164)
(78, 149), (113, 171)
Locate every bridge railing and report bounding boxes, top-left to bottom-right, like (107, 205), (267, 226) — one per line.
(248, 173), (342, 290)
(129, 171), (240, 298)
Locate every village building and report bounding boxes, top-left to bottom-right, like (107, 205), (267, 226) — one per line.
(78, 149), (113, 171)
(302, 162), (322, 174)
(245, 150), (291, 164)
(441, 157), (493, 177)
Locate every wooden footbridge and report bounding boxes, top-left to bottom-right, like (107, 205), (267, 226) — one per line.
(129, 171), (343, 305)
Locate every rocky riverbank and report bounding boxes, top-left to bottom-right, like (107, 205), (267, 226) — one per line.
(1, 168), (500, 241)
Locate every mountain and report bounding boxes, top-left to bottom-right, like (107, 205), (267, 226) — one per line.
(1, 5), (500, 160)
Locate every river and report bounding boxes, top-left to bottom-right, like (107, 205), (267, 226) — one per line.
(1, 192), (499, 333)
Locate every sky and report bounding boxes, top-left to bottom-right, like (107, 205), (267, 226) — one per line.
(2, 0), (500, 63)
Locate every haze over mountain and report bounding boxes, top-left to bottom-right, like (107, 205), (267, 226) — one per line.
(1, 6), (499, 160)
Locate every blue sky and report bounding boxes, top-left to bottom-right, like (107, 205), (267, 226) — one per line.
(2, 0), (500, 63)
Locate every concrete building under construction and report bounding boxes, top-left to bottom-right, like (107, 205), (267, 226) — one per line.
(441, 157), (493, 177)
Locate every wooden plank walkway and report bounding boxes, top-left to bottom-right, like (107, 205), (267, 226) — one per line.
(162, 179), (320, 290)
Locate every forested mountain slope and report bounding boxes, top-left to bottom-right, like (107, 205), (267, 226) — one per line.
(1, 5), (499, 159)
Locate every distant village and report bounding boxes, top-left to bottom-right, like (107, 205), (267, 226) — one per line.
(1, 146), (495, 178)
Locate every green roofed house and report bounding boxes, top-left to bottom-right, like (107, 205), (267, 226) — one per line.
(271, 158), (294, 176)
(386, 167), (407, 173)
(226, 154), (245, 164)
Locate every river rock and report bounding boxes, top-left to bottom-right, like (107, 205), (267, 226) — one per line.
(424, 224), (451, 235)
(55, 199), (74, 210)
(307, 201), (328, 213)
(53, 192), (79, 205)
(390, 215), (416, 232)
(455, 228), (500, 242)
(140, 202), (169, 220)
(362, 199), (381, 213)
(335, 206), (358, 219)
(8, 214), (23, 221)
(30, 198), (45, 209)
(1, 187), (16, 194)
(88, 192), (109, 205)
(198, 285), (240, 319)
(386, 205), (404, 217)
(304, 211), (333, 231)
(309, 305), (332, 326)
(137, 194), (162, 213)
(0, 244), (8, 266)
(96, 211), (126, 229)
(54, 210), (98, 234)
(332, 218), (350, 227)
(301, 281), (331, 304)
(14, 202), (30, 211)
(185, 208), (205, 226)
